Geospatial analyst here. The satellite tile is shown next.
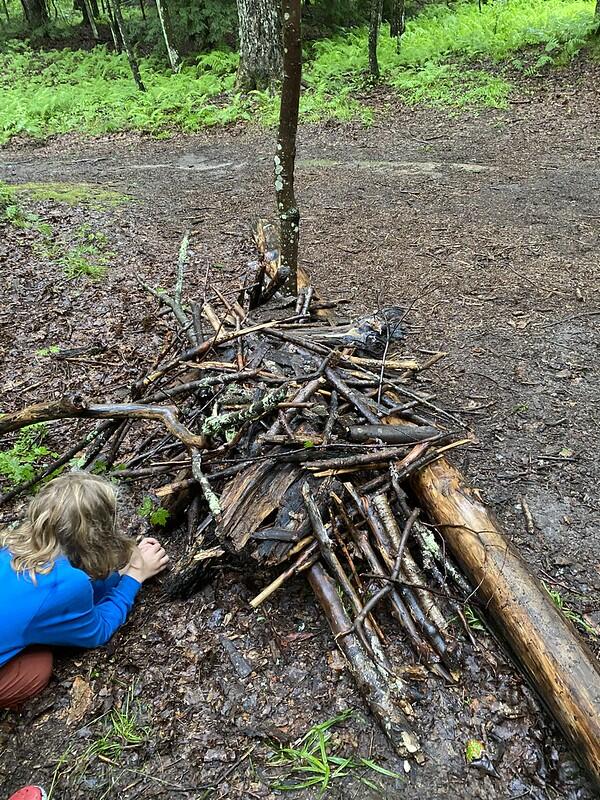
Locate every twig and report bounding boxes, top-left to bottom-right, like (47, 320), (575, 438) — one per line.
(354, 509), (419, 643)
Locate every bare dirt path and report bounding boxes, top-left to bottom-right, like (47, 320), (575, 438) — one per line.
(1, 72), (599, 799)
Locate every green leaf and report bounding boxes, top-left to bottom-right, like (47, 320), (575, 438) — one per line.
(150, 506), (170, 527)
(360, 758), (403, 778)
(465, 738), (485, 763)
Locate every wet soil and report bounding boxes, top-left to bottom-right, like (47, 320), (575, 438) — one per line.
(0, 63), (599, 800)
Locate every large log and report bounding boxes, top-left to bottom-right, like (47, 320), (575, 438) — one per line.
(411, 456), (600, 789)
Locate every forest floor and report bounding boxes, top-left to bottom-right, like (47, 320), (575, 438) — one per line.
(0, 63), (599, 800)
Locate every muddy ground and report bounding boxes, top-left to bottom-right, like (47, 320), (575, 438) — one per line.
(0, 64), (599, 799)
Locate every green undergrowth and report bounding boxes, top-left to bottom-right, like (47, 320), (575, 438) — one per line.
(0, 424), (58, 487)
(1, 181), (117, 279)
(268, 710), (404, 795)
(0, 0), (598, 143)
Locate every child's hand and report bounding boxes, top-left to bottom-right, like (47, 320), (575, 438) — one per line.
(124, 537), (169, 583)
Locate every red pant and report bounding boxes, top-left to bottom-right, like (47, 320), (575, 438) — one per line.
(0, 649), (53, 710)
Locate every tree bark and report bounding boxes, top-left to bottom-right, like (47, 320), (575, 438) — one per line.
(411, 456), (600, 790)
(236, 0), (283, 91)
(368, 0), (383, 79)
(20, 0), (47, 27)
(275, 0), (302, 296)
(108, 0), (146, 91)
(390, 0), (405, 50)
(154, 0), (180, 72)
(76, 0), (100, 39)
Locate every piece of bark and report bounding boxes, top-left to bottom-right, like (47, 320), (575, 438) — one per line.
(217, 460), (301, 550)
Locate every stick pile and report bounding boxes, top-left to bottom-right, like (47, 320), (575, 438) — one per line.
(4, 223), (600, 781)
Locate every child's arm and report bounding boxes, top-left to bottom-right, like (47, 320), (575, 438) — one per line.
(91, 572), (121, 603)
(26, 539), (168, 650)
(28, 572), (142, 649)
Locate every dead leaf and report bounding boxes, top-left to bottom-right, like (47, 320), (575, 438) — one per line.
(67, 675), (93, 725)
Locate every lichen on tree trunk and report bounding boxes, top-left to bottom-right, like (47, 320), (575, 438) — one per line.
(274, 0), (302, 296)
(236, 0), (283, 91)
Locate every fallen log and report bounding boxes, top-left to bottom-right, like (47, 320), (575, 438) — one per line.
(411, 456), (600, 789)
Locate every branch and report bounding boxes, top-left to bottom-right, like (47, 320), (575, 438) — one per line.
(0, 396), (207, 449)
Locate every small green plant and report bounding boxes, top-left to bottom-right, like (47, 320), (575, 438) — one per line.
(36, 345), (61, 357)
(465, 605), (485, 631)
(268, 710), (403, 795)
(0, 423), (57, 486)
(465, 738), (485, 763)
(80, 683), (147, 766)
(542, 581), (598, 637)
(58, 223), (114, 280)
(137, 496), (170, 526)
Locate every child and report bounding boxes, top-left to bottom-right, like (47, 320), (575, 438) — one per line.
(0, 471), (169, 709)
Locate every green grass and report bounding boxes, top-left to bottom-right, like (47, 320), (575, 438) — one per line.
(268, 710), (404, 796)
(542, 580), (599, 638)
(13, 182), (132, 207)
(2, 180), (123, 280)
(0, 0), (598, 144)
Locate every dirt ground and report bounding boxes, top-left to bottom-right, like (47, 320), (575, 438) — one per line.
(0, 63), (599, 800)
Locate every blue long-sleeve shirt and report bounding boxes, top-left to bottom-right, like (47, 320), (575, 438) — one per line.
(0, 548), (141, 667)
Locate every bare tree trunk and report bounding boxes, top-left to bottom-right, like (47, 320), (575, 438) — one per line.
(20, 0), (47, 27)
(368, 0), (383, 79)
(275, 0), (302, 296)
(155, 0), (180, 72)
(1, 0), (10, 21)
(109, 0), (146, 91)
(236, 0), (283, 91)
(390, 0), (405, 51)
(78, 0), (100, 39)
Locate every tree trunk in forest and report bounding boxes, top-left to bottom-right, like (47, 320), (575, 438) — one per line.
(20, 0), (47, 27)
(76, 0), (100, 39)
(155, 0), (180, 72)
(1, 0), (10, 21)
(368, 0), (383, 79)
(236, 0), (283, 91)
(109, 0), (146, 91)
(275, 0), (302, 296)
(390, 0), (405, 50)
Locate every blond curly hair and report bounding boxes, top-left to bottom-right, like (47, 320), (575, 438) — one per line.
(1, 472), (134, 580)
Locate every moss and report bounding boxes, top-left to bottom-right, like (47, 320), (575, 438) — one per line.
(11, 182), (132, 208)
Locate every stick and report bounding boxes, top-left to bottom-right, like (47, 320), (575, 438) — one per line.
(302, 483), (391, 673)
(353, 509), (419, 643)
(307, 562), (420, 758)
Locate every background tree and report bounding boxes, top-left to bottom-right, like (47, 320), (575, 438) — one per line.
(155, 0), (181, 73)
(236, 0), (283, 91)
(108, 0), (146, 91)
(20, 0), (47, 28)
(368, 0), (383, 79)
(275, 0), (302, 295)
